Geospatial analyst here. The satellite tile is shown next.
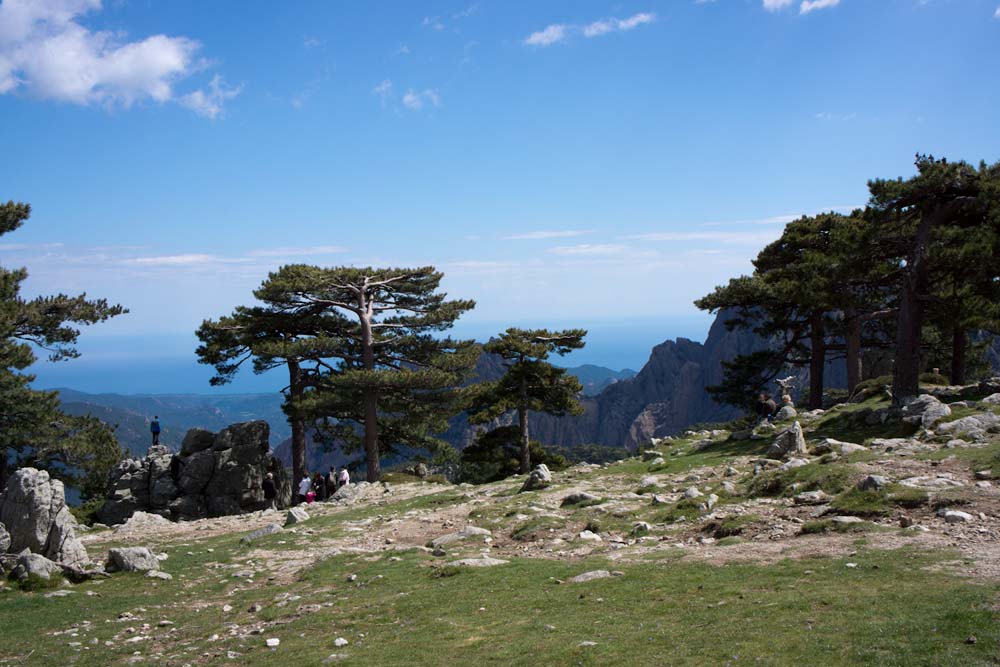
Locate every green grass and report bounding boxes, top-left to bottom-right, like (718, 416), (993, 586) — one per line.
(747, 462), (856, 498)
(2, 547), (997, 666)
(810, 397), (916, 444)
(510, 516), (565, 541)
(828, 484), (929, 517)
(704, 514), (761, 538)
(921, 442), (1000, 478)
(800, 519), (882, 535)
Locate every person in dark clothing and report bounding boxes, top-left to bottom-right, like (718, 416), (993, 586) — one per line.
(325, 466), (338, 499)
(755, 393), (777, 422)
(262, 472), (277, 510)
(150, 416), (161, 446)
(312, 472), (326, 502)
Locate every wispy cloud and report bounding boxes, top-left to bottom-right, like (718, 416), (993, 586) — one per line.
(421, 15), (444, 31)
(303, 36), (323, 49)
(123, 254), (232, 267)
(179, 75), (242, 119)
(625, 231), (780, 245)
(402, 88), (440, 110)
(502, 230), (594, 240)
(995, 5), (1000, 18)
(246, 246), (346, 258)
(548, 244), (631, 256)
(763, 0), (841, 13)
(800, 0), (840, 13)
(0, 0), (237, 117)
(453, 4), (479, 20)
(524, 12), (655, 47)
(372, 78), (393, 106)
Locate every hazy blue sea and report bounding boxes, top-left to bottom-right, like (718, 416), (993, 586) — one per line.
(29, 315), (714, 395)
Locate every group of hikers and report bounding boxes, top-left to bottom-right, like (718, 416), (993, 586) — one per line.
(295, 467), (350, 504)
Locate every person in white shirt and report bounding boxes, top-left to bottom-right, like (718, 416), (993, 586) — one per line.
(297, 473), (312, 504)
(338, 468), (350, 488)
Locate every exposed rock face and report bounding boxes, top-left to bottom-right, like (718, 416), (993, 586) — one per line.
(525, 311), (785, 450)
(520, 464), (552, 492)
(0, 467), (90, 567)
(900, 395), (951, 429)
(0, 522), (9, 553)
(98, 421), (292, 525)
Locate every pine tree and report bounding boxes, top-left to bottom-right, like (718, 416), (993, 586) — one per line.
(467, 328), (586, 473)
(867, 155), (1000, 404)
(285, 266), (478, 482)
(196, 266), (347, 488)
(0, 201), (126, 490)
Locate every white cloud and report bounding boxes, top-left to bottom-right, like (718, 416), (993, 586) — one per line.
(372, 78), (393, 100)
(548, 244), (631, 256)
(402, 88), (440, 110)
(303, 36), (322, 49)
(395, 44), (410, 55)
(995, 5), (1000, 18)
(0, 0), (235, 116)
(421, 16), (444, 30)
(179, 74), (241, 119)
(524, 24), (569, 47)
(123, 254), (224, 266)
(625, 231), (780, 245)
(800, 0), (840, 13)
(762, 0), (795, 10)
(453, 4), (479, 20)
(502, 230), (594, 240)
(246, 246), (346, 258)
(526, 13), (655, 47)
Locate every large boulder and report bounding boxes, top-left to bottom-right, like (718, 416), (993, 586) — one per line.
(900, 395), (951, 429)
(0, 468), (90, 567)
(10, 551), (64, 582)
(767, 422), (808, 460)
(0, 522), (9, 553)
(98, 420), (291, 525)
(106, 547), (160, 573)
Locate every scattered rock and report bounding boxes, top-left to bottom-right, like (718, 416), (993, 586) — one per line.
(831, 516), (864, 525)
(334, 637), (349, 647)
(10, 552), (63, 582)
(936, 413), (1000, 440)
(683, 487), (703, 499)
(812, 439), (867, 456)
(106, 547), (160, 573)
(240, 523), (282, 545)
(578, 530), (602, 542)
(794, 490), (831, 505)
(448, 556), (509, 568)
(265, 638), (280, 648)
(641, 450), (662, 462)
(561, 492), (599, 507)
(980, 393), (1000, 406)
(857, 475), (889, 491)
(569, 570), (613, 583)
(0, 522), (9, 553)
(285, 507), (310, 526)
(775, 406), (797, 421)
(431, 525), (492, 548)
(145, 570), (172, 581)
(520, 464), (552, 492)
(943, 510), (974, 524)
(974, 470), (993, 481)
(767, 422), (808, 460)
(899, 476), (964, 490)
(900, 395), (951, 428)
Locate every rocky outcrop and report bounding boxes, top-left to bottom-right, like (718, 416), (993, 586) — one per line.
(106, 547), (160, 573)
(0, 467), (90, 568)
(98, 421), (292, 525)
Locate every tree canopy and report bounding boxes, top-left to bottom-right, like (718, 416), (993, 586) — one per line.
(467, 328), (586, 473)
(0, 201), (126, 494)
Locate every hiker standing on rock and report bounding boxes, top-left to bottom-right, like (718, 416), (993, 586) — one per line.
(338, 467), (350, 489)
(262, 472), (277, 510)
(150, 416), (161, 446)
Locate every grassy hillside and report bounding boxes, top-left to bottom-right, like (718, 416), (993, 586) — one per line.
(3, 391), (999, 666)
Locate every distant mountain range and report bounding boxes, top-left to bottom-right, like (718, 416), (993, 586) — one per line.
(54, 363), (636, 459)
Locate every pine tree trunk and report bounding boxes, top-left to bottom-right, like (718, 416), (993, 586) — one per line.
(892, 213), (934, 407)
(359, 291), (381, 483)
(845, 309), (862, 395)
(809, 313), (826, 410)
(287, 359), (307, 490)
(951, 326), (967, 386)
(518, 405), (530, 474)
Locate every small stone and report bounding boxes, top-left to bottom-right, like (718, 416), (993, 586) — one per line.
(578, 530), (602, 542)
(346, 574), (358, 582)
(898, 515), (914, 528)
(857, 475), (888, 491)
(683, 487), (703, 499)
(966, 635), (978, 645)
(944, 510), (974, 524)
(569, 570), (612, 583)
(334, 637), (349, 647)
(265, 638), (280, 648)
(974, 470), (992, 481)
(222, 604), (233, 613)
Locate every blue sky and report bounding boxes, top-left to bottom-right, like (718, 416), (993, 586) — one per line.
(2, 0), (1000, 392)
